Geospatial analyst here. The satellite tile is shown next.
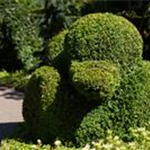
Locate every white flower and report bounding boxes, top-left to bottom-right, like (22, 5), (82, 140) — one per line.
(90, 148), (96, 150)
(128, 142), (136, 148)
(54, 140), (62, 146)
(102, 144), (113, 149)
(114, 136), (119, 141)
(30, 144), (38, 149)
(82, 144), (90, 150)
(37, 139), (42, 145)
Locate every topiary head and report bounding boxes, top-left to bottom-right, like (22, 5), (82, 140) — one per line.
(65, 13), (143, 70)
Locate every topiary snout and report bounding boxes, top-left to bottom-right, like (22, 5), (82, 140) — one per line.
(69, 60), (121, 101)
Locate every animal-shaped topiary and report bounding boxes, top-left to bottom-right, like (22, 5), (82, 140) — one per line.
(23, 13), (150, 146)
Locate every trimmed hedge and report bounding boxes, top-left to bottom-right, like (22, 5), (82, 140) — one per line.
(65, 13), (143, 69)
(23, 66), (96, 143)
(23, 13), (150, 147)
(70, 60), (120, 101)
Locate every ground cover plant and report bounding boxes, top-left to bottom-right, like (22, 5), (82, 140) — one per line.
(1, 126), (150, 149)
(22, 12), (150, 147)
(0, 70), (31, 91)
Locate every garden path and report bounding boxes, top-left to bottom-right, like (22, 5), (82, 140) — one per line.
(0, 86), (24, 140)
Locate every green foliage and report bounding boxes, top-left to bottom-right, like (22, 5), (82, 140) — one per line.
(23, 66), (60, 141)
(70, 61), (120, 101)
(0, 70), (30, 91)
(23, 13), (150, 147)
(9, 71), (31, 91)
(89, 127), (150, 150)
(23, 70), (91, 143)
(2, 126), (150, 149)
(75, 62), (150, 146)
(65, 13), (143, 69)
(23, 65), (96, 143)
(75, 105), (114, 146)
(81, 1), (150, 61)
(0, 0), (43, 71)
(46, 29), (71, 73)
(0, 70), (9, 79)
(0, 139), (51, 150)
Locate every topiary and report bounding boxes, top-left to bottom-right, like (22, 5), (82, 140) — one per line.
(23, 13), (150, 147)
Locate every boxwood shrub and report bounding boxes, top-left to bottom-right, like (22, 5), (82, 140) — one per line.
(23, 13), (150, 147)
(75, 62), (150, 146)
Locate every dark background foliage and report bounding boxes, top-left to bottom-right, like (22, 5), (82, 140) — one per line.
(0, 0), (44, 72)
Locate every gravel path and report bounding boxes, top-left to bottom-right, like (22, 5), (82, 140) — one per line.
(0, 86), (24, 140)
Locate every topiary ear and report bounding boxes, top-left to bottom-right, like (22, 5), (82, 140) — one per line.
(46, 29), (71, 73)
(69, 60), (121, 101)
(46, 29), (68, 63)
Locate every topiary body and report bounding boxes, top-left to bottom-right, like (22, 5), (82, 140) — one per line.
(23, 13), (150, 147)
